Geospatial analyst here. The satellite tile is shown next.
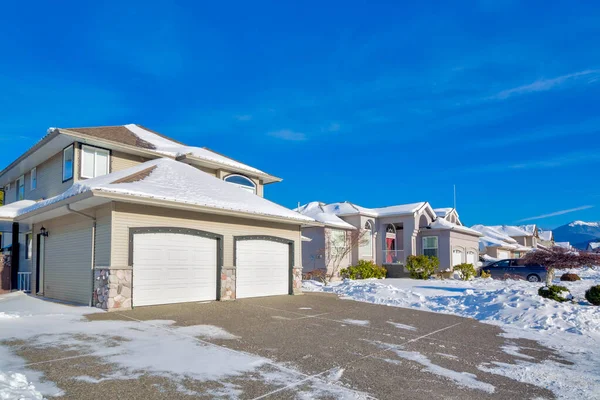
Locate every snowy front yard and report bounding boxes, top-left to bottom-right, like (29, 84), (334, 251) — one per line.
(304, 267), (600, 399)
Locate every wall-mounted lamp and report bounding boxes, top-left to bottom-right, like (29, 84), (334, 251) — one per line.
(40, 226), (49, 237)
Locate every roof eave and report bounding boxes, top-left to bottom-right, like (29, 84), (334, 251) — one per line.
(177, 154), (282, 184)
(0, 129), (61, 180)
(91, 190), (318, 226)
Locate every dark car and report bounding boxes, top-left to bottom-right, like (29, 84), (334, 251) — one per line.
(482, 259), (547, 282)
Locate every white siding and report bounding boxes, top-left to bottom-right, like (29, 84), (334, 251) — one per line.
(111, 202), (301, 269)
(43, 213), (93, 305)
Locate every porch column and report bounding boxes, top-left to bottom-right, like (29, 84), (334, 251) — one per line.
(11, 222), (19, 290)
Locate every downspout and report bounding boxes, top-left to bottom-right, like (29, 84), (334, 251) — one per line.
(66, 205), (96, 307)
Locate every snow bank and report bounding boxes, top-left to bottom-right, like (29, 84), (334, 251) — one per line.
(0, 372), (43, 400)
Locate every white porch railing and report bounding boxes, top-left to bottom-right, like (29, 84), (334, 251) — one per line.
(17, 272), (31, 293)
(382, 250), (405, 264)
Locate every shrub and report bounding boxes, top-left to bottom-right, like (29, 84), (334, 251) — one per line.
(405, 255), (439, 280)
(585, 285), (600, 306)
(454, 263), (476, 281)
(340, 260), (387, 280)
(560, 273), (581, 282)
(538, 285), (573, 302)
(302, 269), (327, 283)
(480, 269), (491, 279)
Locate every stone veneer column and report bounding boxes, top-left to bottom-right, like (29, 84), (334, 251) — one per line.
(220, 266), (236, 300)
(292, 266), (303, 295)
(93, 268), (132, 311)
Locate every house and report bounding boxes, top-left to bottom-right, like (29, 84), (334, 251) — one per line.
(470, 225), (531, 261)
(296, 201), (481, 278)
(0, 124), (317, 310)
(537, 228), (554, 247)
(587, 241), (600, 253)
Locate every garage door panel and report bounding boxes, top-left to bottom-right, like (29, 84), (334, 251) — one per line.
(133, 233), (217, 307)
(236, 239), (290, 299)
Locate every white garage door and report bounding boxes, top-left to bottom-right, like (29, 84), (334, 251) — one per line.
(133, 233), (217, 307)
(466, 251), (477, 265)
(236, 239), (289, 299)
(452, 249), (464, 266)
(497, 250), (510, 260)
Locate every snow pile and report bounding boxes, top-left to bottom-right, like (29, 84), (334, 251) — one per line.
(0, 372), (43, 400)
(429, 218), (482, 236)
(14, 159), (314, 223)
(304, 267), (600, 398)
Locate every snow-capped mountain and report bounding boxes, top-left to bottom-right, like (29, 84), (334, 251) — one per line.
(553, 220), (600, 249)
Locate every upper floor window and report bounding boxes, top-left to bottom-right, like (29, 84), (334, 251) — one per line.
(63, 145), (74, 182)
(30, 167), (37, 190)
(17, 176), (25, 201)
(81, 145), (110, 179)
(423, 236), (438, 258)
(224, 174), (256, 194)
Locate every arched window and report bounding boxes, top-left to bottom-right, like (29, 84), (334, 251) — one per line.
(361, 221), (373, 257)
(224, 174), (256, 194)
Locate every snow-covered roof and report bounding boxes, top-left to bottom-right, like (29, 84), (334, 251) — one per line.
(0, 200), (38, 220)
(427, 218), (482, 236)
(538, 229), (553, 242)
(295, 202), (356, 229)
(301, 235), (312, 242)
(306, 200), (428, 219)
(371, 202), (427, 217)
(555, 242), (572, 249)
(588, 242), (600, 250)
(322, 202), (378, 217)
(519, 224), (538, 236)
(488, 225), (532, 237)
(14, 159), (314, 224)
(471, 225), (518, 244)
(433, 208), (453, 218)
(123, 124), (269, 177)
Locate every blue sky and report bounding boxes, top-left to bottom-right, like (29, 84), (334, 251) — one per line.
(1, 1), (599, 228)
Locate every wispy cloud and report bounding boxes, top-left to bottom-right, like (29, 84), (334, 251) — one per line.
(508, 151), (600, 170)
(268, 129), (306, 141)
(517, 205), (595, 222)
(234, 114), (252, 121)
(490, 69), (600, 100)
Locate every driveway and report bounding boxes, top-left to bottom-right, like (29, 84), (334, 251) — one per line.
(5, 292), (562, 399)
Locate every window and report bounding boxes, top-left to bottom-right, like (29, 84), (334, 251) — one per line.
(81, 145), (110, 179)
(224, 174), (256, 194)
(422, 236), (438, 258)
(360, 221), (373, 257)
(30, 167), (37, 190)
(25, 233), (32, 259)
(329, 229), (347, 256)
(63, 145), (74, 181)
(17, 176), (25, 201)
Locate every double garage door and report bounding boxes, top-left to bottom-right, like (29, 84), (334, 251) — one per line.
(132, 231), (291, 307)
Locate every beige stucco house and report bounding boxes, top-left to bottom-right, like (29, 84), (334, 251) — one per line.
(0, 124), (317, 310)
(470, 225), (533, 261)
(297, 201), (482, 278)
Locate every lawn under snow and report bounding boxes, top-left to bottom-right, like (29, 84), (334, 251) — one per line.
(304, 267), (600, 399)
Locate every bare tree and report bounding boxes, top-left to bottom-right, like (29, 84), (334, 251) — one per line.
(522, 246), (600, 286)
(317, 228), (368, 285)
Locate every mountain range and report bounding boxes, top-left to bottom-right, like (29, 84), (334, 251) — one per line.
(552, 221), (600, 249)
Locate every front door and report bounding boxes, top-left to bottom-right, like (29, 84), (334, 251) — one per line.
(36, 234), (45, 295)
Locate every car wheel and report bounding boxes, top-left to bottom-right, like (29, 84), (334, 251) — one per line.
(527, 274), (541, 282)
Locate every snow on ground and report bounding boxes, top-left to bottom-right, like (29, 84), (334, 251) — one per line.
(304, 267), (600, 399)
(0, 292), (366, 399)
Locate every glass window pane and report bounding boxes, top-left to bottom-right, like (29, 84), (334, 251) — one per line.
(63, 146), (74, 181)
(95, 150), (109, 177)
(31, 168), (37, 190)
(81, 147), (95, 178)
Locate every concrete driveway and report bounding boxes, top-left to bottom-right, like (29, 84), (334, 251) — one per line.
(8, 293), (562, 399)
